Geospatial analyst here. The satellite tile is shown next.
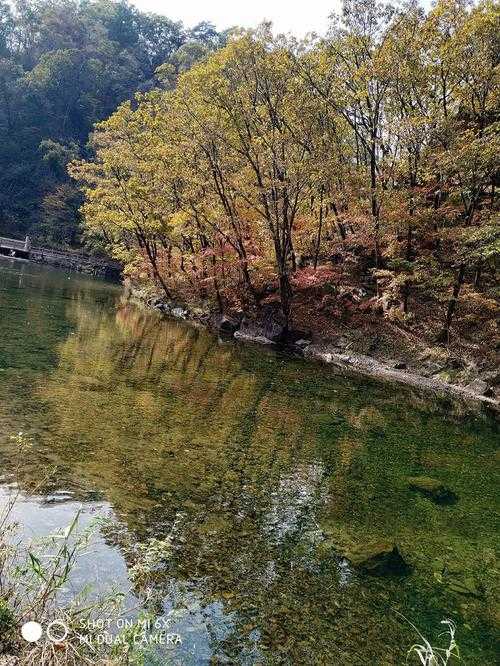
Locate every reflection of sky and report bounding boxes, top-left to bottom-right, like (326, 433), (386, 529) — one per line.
(0, 487), (262, 664)
(0, 486), (131, 606)
(263, 462), (327, 543)
(154, 583), (262, 665)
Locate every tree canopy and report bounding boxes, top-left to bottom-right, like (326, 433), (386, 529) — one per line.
(0, 0), (225, 245)
(72, 0), (499, 344)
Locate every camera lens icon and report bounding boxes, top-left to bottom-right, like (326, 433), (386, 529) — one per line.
(21, 621), (43, 643)
(46, 619), (69, 644)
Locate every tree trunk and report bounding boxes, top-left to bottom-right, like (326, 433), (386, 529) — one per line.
(403, 223), (413, 314)
(437, 264), (465, 344)
(313, 189), (324, 270)
(137, 232), (173, 300)
(473, 262), (482, 289)
(279, 270), (292, 334)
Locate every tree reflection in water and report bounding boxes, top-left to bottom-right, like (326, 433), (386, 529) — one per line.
(0, 261), (498, 664)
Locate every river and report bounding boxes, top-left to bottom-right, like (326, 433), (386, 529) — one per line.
(0, 257), (497, 664)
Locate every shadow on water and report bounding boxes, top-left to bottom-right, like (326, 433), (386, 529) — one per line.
(0, 257), (498, 664)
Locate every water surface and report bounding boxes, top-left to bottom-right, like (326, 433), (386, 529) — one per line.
(0, 257), (498, 664)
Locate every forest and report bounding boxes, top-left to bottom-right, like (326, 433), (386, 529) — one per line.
(70, 0), (499, 359)
(1, 0), (499, 366)
(0, 0), (224, 245)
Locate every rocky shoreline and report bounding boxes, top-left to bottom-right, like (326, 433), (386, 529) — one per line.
(129, 286), (499, 415)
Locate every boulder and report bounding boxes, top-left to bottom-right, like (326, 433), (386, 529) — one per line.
(345, 541), (409, 576)
(466, 379), (493, 397)
(421, 360), (443, 377)
(387, 359), (407, 370)
(76, 376), (106, 392)
(285, 328), (312, 345)
(215, 315), (239, 336)
(149, 296), (163, 308)
(408, 476), (458, 505)
(171, 306), (187, 319)
(237, 304), (286, 343)
(480, 369), (500, 387)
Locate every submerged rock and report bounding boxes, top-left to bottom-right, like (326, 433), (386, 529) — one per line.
(447, 576), (482, 597)
(408, 476), (458, 505)
(76, 376), (107, 392)
(43, 492), (74, 504)
(345, 541), (410, 576)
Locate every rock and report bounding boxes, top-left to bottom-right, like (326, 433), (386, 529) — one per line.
(171, 306), (187, 319)
(190, 307), (209, 322)
(480, 369), (500, 386)
(447, 576), (482, 597)
(446, 356), (465, 370)
(421, 361), (443, 377)
(345, 541), (410, 576)
(237, 304), (286, 343)
(76, 376), (106, 392)
(285, 328), (312, 345)
(387, 359), (407, 370)
(408, 476), (458, 505)
(234, 330), (275, 345)
(466, 379), (493, 397)
(294, 339), (311, 350)
(44, 493), (74, 504)
(261, 282), (278, 296)
(215, 315), (239, 336)
(334, 336), (349, 348)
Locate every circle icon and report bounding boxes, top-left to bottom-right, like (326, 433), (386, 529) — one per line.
(46, 619), (69, 644)
(21, 621), (43, 643)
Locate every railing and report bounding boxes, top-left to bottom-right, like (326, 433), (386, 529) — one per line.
(0, 236), (121, 276)
(0, 236), (29, 251)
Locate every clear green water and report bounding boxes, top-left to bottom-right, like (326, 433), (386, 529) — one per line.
(0, 257), (498, 664)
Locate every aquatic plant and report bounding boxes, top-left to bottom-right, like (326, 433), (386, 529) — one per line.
(0, 434), (187, 666)
(0, 435), (124, 664)
(400, 613), (460, 666)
